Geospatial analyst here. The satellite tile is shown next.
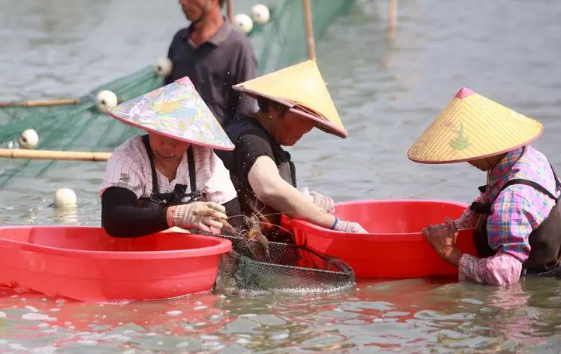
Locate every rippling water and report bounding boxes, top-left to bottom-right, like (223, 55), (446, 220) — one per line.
(2, 0), (561, 352)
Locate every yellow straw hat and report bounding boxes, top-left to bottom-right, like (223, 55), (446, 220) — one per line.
(232, 60), (348, 138)
(407, 87), (543, 164)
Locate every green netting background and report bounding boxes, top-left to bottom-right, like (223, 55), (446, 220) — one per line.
(0, 0), (355, 188)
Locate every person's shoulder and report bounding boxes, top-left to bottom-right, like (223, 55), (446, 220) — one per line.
(524, 145), (553, 166)
(224, 114), (266, 140)
(227, 24), (252, 44)
(170, 26), (190, 43)
(226, 25), (255, 52)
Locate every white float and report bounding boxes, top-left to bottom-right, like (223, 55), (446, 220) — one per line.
(18, 129), (39, 150)
(234, 14), (253, 34)
(54, 188), (77, 208)
(95, 90), (118, 114)
(154, 57), (173, 77)
(251, 4), (270, 25)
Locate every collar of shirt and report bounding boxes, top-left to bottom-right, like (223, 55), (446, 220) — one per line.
(182, 17), (232, 47)
(484, 146), (525, 200)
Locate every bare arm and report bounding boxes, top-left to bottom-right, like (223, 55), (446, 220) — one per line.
(248, 156), (337, 229)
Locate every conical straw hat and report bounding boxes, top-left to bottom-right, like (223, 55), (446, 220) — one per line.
(109, 77), (234, 151)
(233, 60), (348, 138)
(407, 87), (543, 164)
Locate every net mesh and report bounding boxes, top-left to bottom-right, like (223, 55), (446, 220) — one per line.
(213, 233), (355, 295)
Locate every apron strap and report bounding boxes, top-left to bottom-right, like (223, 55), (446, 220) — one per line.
(142, 135), (160, 195)
(549, 163), (561, 191)
(499, 178), (558, 202)
(187, 145), (197, 193)
(142, 134), (198, 195)
(470, 177), (558, 215)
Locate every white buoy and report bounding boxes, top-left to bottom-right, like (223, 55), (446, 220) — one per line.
(18, 129), (39, 150)
(251, 4), (270, 25)
(54, 188), (77, 208)
(96, 90), (118, 114)
(154, 57), (173, 77)
(234, 14), (253, 34)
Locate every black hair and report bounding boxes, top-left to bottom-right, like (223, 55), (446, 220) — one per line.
(220, 0), (226, 8)
(257, 97), (288, 116)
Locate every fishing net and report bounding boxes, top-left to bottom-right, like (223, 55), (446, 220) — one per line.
(0, 0), (355, 189)
(212, 233), (355, 295)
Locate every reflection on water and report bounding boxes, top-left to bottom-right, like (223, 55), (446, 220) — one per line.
(1, 279), (561, 353)
(3, 0), (561, 352)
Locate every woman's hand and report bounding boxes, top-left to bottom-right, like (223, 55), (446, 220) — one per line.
(422, 217), (463, 265)
(333, 218), (368, 233)
(298, 187), (335, 213)
(169, 202), (228, 233)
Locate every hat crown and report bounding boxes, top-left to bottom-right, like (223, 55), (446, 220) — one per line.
(455, 87), (475, 99)
(233, 60), (348, 138)
(407, 87), (543, 164)
(108, 77), (234, 151)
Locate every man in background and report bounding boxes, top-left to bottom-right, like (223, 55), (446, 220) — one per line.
(165, 0), (258, 125)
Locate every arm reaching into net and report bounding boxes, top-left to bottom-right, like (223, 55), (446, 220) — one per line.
(101, 187), (235, 237)
(248, 156), (367, 233)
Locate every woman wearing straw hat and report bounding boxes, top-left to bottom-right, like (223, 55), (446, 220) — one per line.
(99, 76), (240, 237)
(215, 60), (367, 242)
(408, 87), (561, 286)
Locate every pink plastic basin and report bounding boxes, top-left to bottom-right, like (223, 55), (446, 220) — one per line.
(0, 226), (231, 302)
(289, 199), (477, 279)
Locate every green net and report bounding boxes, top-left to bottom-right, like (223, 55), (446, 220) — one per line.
(213, 233), (355, 296)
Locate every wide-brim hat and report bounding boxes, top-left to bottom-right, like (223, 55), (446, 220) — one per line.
(232, 60), (348, 138)
(108, 77), (234, 151)
(407, 87), (543, 164)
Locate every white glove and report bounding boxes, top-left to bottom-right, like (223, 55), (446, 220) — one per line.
(333, 218), (368, 233)
(171, 202), (227, 233)
(299, 186), (335, 213)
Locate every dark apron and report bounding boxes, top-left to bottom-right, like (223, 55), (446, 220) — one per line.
(137, 134), (203, 208)
(470, 163), (561, 279)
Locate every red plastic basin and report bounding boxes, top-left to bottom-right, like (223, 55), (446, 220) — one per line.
(0, 226), (232, 302)
(289, 199), (477, 279)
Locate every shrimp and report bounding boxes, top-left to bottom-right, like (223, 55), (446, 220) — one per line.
(244, 214), (270, 257)
(196, 204), (298, 259)
(193, 209), (235, 232)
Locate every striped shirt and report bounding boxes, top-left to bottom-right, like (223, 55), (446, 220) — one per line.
(99, 135), (237, 205)
(455, 145), (559, 285)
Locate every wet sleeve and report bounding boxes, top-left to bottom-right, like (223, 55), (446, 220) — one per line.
(101, 187), (169, 238)
(458, 252), (522, 285)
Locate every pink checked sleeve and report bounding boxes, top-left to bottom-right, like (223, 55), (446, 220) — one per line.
(458, 252), (522, 285)
(453, 194), (484, 229)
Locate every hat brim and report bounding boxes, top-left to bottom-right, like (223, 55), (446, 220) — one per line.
(406, 128), (543, 164)
(234, 86), (348, 139)
(109, 112), (235, 151)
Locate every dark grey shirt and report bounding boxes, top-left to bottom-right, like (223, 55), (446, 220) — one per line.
(165, 21), (258, 126)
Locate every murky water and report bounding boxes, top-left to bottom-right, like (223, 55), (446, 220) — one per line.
(2, 0), (561, 352)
